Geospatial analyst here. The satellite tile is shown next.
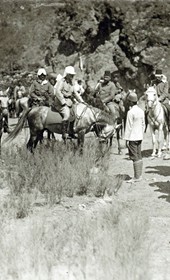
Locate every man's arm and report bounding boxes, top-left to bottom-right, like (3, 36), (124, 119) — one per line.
(48, 83), (54, 96)
(73, 85), (84, 103)
(29, 82), (39, 99)
(54, 80), (66, 105)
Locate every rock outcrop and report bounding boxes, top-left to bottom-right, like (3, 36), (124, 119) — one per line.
(0, 0), (170, 93)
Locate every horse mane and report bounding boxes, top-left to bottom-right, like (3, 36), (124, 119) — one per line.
(93, 107), (115, 125)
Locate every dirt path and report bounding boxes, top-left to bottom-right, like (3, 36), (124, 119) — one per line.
(107, 129), (170, 280)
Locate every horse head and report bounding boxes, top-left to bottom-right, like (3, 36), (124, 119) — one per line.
(145, 86), (158, 109)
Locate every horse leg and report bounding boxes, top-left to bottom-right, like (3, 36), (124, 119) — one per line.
(26, 134), (38, 153)
(150, 126), (157, 157)
(116, 128), (122, 155)
(15, 100), (20, 118)
(47, 130), (55, 140)
(157, 125), (163, 157)
(110, 135), (113, 147)
(77, 130), (85, 155)
(162, 125), (170, 159)
(0, 130), (2, 156)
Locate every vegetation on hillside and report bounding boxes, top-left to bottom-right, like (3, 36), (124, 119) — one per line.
(1, 0), (170, 92)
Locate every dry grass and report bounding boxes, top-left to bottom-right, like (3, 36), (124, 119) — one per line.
(0, 199), (151, 280)
(1, 138), (111, 218)
(0, 139), (152, 279)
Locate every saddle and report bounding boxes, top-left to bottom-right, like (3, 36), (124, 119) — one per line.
(46, 106), (75, 125)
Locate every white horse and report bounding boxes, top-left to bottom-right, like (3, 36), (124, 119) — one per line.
(145, 86), (170, 158)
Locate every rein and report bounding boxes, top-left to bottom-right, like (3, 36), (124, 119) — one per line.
(147, 99), (162, 126)
(74, 104), (100, 130)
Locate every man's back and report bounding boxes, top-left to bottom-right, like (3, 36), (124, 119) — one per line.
(125, 105), (145, 141)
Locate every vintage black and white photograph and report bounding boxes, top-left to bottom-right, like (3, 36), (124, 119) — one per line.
(0, 0), (170, 279)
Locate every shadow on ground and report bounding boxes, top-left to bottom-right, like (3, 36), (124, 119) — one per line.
(142, 149), (154, 158)
(149, 181), (170, 203)
(146, 166), (170, 177)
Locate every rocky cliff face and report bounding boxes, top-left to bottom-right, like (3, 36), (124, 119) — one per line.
(0, 0), (170, 93)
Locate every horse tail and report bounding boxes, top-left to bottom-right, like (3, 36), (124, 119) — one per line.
(5, 108), (32, 143)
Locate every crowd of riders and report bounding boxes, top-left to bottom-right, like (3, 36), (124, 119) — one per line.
(0, 66), (169, 140)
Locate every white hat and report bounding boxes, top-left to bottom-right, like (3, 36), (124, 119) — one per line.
(37, 68), (47, 76)
(63, 66), (76, 77)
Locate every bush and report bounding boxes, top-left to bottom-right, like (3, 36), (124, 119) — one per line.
(2, 138), (112, 218)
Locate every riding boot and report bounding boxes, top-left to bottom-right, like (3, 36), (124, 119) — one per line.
(62, 120), (68, 140)
(68, 121), (77, 139)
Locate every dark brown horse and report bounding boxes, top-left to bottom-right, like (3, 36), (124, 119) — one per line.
(5, 103), (117, 153)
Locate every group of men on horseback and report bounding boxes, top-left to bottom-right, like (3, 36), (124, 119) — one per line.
(1, 65), (170, 144)
(25, 66), (125, 141)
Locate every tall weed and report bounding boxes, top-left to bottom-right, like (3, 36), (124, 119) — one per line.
(3, 139), (111, 217)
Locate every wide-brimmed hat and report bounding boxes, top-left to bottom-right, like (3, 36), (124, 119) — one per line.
(155, 69), (163, 76)
(37, 68), (47, 76)
(63, 66), (76, 77)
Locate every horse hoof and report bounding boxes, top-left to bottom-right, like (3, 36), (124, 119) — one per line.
(161, 146), (167, 151)
(157, 154), (162, 158)
(163, 154), (170, 160)
(151, 154), (156, 157)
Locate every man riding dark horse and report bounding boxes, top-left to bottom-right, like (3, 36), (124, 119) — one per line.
(29, 68), (54, 108)
(94, 70), (125, 125)
(28, 68), (55, 141)
(53, 65), (85, 140)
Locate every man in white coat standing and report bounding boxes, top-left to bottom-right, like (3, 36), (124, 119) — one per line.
(124, 91), (145, 182)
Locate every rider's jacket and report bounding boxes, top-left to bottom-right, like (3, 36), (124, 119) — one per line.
(155, 81), (169, 104)
(150, 77), (169, 104)
(29, 79), (54, 106)
(54, 77), (83, 110)
(95, 81), (117, 104)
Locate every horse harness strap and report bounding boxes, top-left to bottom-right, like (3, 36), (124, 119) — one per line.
(148, 104), (162, 125)
(74, 105), (99, 130)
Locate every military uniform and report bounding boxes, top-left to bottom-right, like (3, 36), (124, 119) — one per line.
(95, 80), (117, 115)
(29, 79), (54, 107)
(54, 77), (83, 120)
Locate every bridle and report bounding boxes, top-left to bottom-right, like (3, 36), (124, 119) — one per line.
(146, 93), (162, 126)
(73, 104), (113, 138)
(74, 104), (100, 129)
